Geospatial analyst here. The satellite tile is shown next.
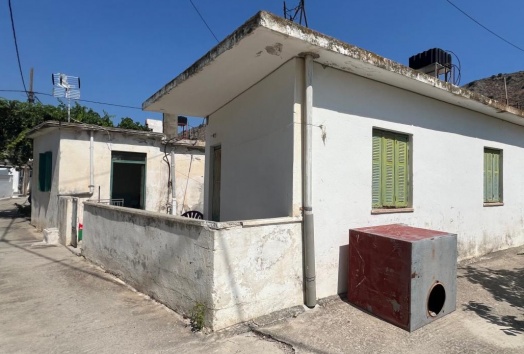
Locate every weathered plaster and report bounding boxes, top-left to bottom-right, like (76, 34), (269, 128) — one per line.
(82, 202), (302, 330)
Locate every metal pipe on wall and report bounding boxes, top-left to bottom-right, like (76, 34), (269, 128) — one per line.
(303, 53), (317, 308)
(170, 150), (177, 215)
(89, 131), (94, 195)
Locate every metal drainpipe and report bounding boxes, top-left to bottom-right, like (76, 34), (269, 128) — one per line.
(303, 53), (317, 308)
(170, 150), (177, 215)
(89, 131), (94, 195)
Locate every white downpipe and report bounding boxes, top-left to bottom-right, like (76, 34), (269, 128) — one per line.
(89, 131), (94, 194)
(303, 53), (316, 308)
(170, 150), (177, 215)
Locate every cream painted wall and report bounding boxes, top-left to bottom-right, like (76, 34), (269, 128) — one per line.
(311, 63), (524, 298)
(31, 128), (173, 233)
(205, 59), (297, 221)
(31, 129), (61, 230)
(59, 129), (169, 215)
(172, 146), (205, 215)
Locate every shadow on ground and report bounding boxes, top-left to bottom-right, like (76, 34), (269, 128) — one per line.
(459, 266), (524, 336)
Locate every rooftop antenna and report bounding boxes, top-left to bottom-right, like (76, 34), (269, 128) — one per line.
(52, 73), (81, 122)
(284, 0), (308, 27)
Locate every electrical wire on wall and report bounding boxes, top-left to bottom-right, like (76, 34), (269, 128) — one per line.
(162, 143), (172, 214)
(181, 155), (194, 214)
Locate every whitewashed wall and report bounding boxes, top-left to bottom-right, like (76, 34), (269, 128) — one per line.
(31, 129), (61, 230)
(59, 129), (168, 214)
(173, 146), (205, 215)
(205, 59), (298, 221)
(311, 64), (524, 298)
(212, 218), (303, 329)
(82, 202), (302, 330)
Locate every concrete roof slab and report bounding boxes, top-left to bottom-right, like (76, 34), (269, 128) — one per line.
(143, 11), (524, 126)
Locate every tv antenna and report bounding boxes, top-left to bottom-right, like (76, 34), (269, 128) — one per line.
(284, 0), (308, 27)
(52, 73), (81, 122)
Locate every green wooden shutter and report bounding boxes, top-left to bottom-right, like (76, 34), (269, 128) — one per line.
(39, 153), (46, 191)
(395, 136), (409, 207)
(372, 133), (382, 207)
(383, 133), (395, 207)
(45, 151), (52, 192)
(485, 151), (493, 202)
(492, 150), (500, 202)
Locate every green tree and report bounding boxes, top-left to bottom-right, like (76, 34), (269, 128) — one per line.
(0, 98), (148, 166)
(117, 117), (151, 131)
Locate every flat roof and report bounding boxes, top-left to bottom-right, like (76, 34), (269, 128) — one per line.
(26, 121), (166, 140)
(143, 11), (524, 126)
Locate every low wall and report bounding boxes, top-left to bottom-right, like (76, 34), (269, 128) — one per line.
(82, 202), (303, 330)
(83, 202), (215, 321)
(212, 218), (303, 329)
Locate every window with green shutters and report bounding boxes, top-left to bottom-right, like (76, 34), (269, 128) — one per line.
(484, 148), (502, 203)
(38, 151), (52, 192)
(372, 129), (409, 208)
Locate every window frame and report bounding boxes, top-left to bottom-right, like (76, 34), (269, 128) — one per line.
(372, 129), (411, 211)
(38, 151), (52, 192)
(483, 147), (503, 205)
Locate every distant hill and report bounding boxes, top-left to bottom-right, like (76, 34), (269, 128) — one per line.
(463, 71), (524, 110)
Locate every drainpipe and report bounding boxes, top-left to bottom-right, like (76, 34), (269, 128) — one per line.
(89, 131), (94, 194)
(170, 150), (177, 215)
(303, 53), (317, 308)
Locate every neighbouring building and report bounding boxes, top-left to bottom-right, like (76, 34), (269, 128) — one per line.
(27, 121), (204, 245)
(0, 164), (19, 199)
(82, 11), (524, 330)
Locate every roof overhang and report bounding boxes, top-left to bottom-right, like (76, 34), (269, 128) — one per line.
(26, 121), (165, 140)
(143, 11), (524, 126)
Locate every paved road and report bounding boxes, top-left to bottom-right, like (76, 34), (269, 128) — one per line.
(1, 197), (523, 353)
(0, 198), (289, 354)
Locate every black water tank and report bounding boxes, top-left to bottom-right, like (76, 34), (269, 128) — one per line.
(409, 48), (451, 70)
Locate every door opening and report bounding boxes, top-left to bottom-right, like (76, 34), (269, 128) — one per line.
(111, 151), (146, 209)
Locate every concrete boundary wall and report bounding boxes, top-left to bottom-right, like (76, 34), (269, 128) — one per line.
(82, 202), (303, 330)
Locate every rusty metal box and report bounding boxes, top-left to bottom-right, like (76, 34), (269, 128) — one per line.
(348, 224), (457, 331)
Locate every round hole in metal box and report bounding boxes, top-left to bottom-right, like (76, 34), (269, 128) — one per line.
(427, 282), (446, 317)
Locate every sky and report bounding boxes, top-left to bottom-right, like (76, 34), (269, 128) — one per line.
(1, 0), (523, 127)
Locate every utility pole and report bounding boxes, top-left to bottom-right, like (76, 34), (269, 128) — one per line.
(28, 68), (35, 104)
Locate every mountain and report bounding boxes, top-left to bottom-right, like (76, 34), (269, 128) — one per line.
(463, 71), (524, 110)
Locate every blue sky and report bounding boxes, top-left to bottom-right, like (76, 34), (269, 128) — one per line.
(1, 1), (523, 126)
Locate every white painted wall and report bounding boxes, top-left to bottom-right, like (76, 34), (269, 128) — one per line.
(82, 202), (215, 320)
(31, 129), (61, 230)
(31, 128), (170, 236)
(212, 218), (303, 329)
(0, 168), (15, 199)
(82, 202), (302, 330)
(311, 64), (524, 298)
(205, 59), (298, 221)
(172, 146), (205, 215)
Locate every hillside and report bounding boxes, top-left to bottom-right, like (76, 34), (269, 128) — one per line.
(464, 71), (524, 110)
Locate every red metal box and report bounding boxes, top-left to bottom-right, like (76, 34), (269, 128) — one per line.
(348, 224), (457, 331)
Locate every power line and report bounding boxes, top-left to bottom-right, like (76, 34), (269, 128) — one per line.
(8, 0), (29, 99)
(0, 89), (142, 110)
(444, 0), (524, 53)
(188, 0), (219, 43)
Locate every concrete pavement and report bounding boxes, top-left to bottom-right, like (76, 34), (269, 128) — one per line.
(1, 197), (523, 353)
(0, 198), (290, 353)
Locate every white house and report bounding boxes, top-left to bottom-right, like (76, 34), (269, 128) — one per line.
(82, 11), (524, 330)
(0, 165), (19, 199)
(28, 121), (205, 245)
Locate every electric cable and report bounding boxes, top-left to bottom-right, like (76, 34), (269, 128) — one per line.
(188, 0), (219, 43)
(444, 0), (524, 53)
(0, 89), (142, 109)
(8, 0), (29, 100)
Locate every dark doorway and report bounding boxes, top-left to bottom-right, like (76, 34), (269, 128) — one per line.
(111, 151), (146, 209)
